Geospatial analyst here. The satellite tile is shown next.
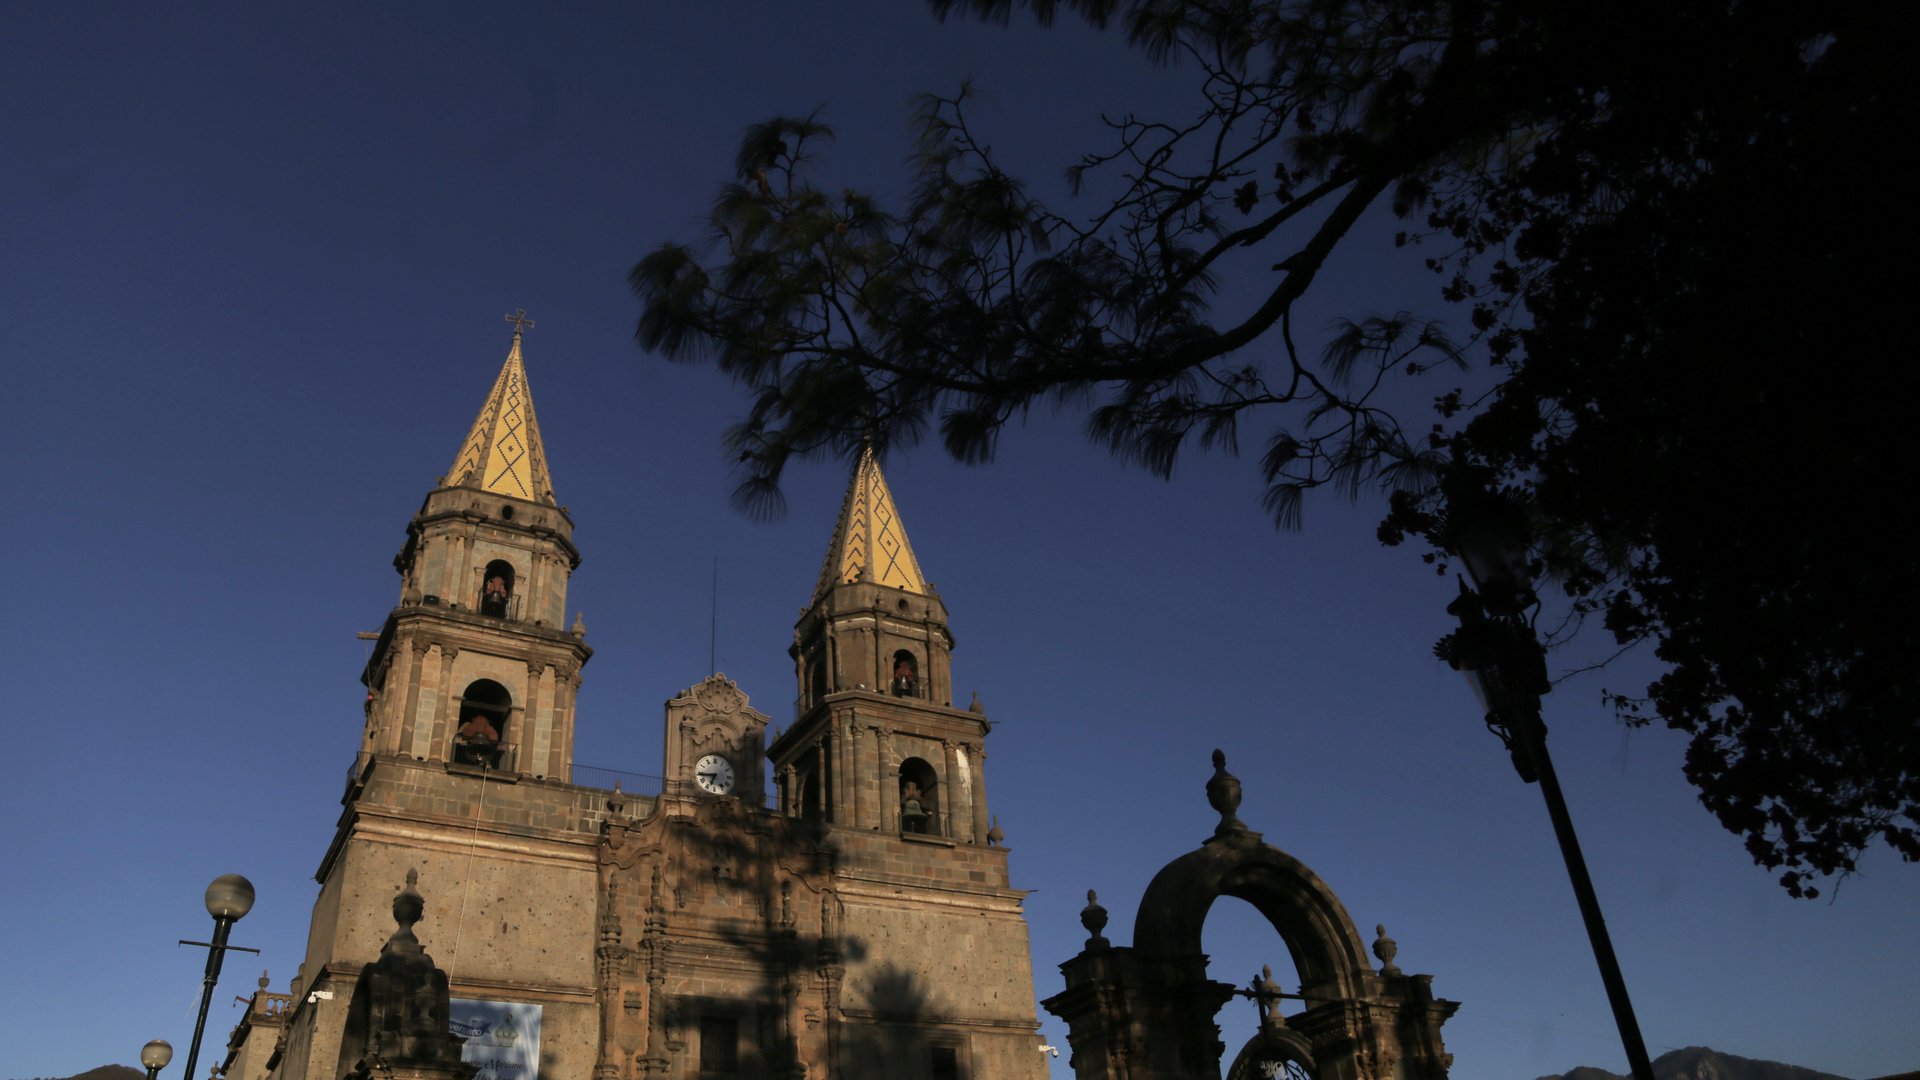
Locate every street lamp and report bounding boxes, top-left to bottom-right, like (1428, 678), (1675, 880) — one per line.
(1439, 487), (1656, 1080)
(140, 1039), (173, 1079)
(179, 874), (258, 1080)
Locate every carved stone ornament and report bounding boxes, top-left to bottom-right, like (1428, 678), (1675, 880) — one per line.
(1207, 749), (1251, 840)
(334, 870), (478, 1078)
(1080, 889), (1110, 948)
(1373, 924), (1402, 976)
(694, 674), (746, 715)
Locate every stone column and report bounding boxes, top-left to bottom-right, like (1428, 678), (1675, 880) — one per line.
(850, 724), (866, 829)
(876, 730), (896, 832)
(924, 619), (943, 705)
(819, 732), (834, 821)
(941, 740), (960, 839)
(555, 666), (582, 781)
(519, 551), (539, 624)
(395, 640), (428, 755)
(678, 717), (697, 791)
(449, 532), (474, 608)
(432, 647), (461, 760)
(842, 714), (859, 826)
(520, 661), (547, 775)
(966, 741), (989, 844)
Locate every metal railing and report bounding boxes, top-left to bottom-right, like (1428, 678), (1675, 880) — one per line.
(474, 591), (524, 621)
(569, 764), (670, 794)
(347, 755), (776, 809)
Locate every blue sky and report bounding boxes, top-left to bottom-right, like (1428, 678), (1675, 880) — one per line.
(4, 5), (1915, 1078)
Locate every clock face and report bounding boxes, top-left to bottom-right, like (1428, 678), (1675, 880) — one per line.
(693, 753), (735, 795)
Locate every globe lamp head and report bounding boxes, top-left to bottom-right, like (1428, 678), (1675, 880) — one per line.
(204, 874), (255, 922)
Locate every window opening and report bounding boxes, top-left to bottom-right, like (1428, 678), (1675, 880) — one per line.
(479, 560), (515, 618)
(891, 650), (919, 697)
(899, 757), (938, 835)
(800, 769), (823, 823)
(699, 1016), (739, 1074)
(453, 679), (510, 768)
(931, 1045), (960, 1080)
(809, 654), (829, 702)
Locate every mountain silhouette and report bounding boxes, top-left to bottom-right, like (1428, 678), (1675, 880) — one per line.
(7, 1068), (145, 1080)
(1537, 1046), (1854, 1080)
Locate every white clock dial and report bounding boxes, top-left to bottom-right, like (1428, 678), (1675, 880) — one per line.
(694, 753), (735, 794)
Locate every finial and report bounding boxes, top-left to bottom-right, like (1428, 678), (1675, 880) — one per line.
(571, 611), (586, 637)
(259, 970), (271, 991)
(968, 691), (985, 715)
(1080, 889), (1110, 949)
(986, 815), (1005, 846)
(1206, 749), (1250, 840)
(1373, 924), (1402, 975)
(384, 870), (425, 956)
(505, 308), (535, 342)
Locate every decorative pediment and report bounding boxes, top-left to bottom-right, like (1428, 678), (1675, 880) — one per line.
(694, 674), (746, 715)
(666, 674), (768, 738)
(662, 674), (773, 803)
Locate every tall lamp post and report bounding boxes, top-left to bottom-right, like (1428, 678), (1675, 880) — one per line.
(140, 1039), (173, 1079)
(179, 874), (258, 1080)
(1440, 492), (1656, 1080)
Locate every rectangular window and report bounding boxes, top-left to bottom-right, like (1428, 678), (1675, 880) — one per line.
(931, 1045), (960, 1080)
(699, 1016), (739, 1074)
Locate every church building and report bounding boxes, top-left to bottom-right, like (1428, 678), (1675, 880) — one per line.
(242, 320), (1050, 1080)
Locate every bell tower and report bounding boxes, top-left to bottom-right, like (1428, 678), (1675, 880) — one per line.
(771, 448), (992, 840)
(360, 313), (591, 782)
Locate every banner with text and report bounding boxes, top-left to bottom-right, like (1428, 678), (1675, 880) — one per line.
(449, 997), (542, 1080)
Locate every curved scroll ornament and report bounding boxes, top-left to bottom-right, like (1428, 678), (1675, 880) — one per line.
(694, 674), (747, 715)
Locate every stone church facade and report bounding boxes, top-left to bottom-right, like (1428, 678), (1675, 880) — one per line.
(243, 325), (1048, 1080)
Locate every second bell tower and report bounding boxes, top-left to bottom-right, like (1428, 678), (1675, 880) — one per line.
(774, 447), (994, 841)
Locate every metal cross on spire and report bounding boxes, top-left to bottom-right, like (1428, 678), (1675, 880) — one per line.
(504, 308), (536, 340)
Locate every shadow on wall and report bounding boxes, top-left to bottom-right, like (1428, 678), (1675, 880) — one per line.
(841, 964), (962, 1078)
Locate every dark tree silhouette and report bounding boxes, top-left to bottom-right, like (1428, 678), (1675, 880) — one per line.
(631, 0), (1918, 896)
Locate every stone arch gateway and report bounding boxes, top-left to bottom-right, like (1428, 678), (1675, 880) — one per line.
(1042, 751), (1458, 1080)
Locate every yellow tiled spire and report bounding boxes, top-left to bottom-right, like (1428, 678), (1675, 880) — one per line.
(445, 313), (556, 505)
(813, 446), (928, 603)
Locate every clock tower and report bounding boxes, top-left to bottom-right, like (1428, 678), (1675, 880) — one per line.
(661, 672), (770, 803)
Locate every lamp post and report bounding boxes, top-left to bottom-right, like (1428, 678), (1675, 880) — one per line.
(179, 874), (258, 1080)
(1440, 489), (1656, 1080)
(140, 1039), (173, 1079)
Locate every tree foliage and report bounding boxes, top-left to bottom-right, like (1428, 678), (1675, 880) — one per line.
(632, 0), (1918, 895)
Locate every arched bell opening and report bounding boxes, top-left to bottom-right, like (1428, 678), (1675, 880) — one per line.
(890, 649), (919, 698)
(479, 560), (516, 618)
(898, 757), (939, 835)
(808, 653), (830, 705)
(799, 769), (823, 824)
(453, 679), (511, 768)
